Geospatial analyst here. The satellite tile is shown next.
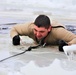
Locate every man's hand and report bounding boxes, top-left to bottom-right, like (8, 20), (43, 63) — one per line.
(12, 35), (20, 45)
(58, 40), (68, 52)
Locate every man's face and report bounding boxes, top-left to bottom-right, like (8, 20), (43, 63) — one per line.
(33, 25), (51, 40)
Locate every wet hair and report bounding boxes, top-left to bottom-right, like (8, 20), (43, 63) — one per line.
(34, 15), (51, 29)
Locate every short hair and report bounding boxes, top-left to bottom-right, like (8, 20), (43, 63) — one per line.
(34, 15), (51, 29)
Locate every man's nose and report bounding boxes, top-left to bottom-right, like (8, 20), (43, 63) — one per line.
(36, 32), (40, 36)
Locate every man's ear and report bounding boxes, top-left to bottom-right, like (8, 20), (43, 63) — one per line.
(48, 26), (52, 32)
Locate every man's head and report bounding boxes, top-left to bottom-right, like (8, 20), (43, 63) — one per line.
(34, 14), (51, 28)
(34, 15), (52, 40)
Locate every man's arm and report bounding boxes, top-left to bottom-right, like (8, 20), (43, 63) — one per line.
(10, 23), (31, 38)
(54, 27), (76, 44)
(10, 23), (33, 45)
(52, 20), (76, 51)
(53, 27), (76, 52)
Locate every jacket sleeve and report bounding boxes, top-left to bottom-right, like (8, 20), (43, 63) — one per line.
(53, 27), (76, 44)
(10, 23), (33, 38)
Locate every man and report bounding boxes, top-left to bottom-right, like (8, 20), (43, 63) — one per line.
(10, 15), (76, 52)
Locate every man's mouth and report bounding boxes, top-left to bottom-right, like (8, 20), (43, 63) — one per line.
(36, 36), (42, 39)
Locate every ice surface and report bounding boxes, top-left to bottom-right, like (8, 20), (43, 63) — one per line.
(0, 50), (11, 60)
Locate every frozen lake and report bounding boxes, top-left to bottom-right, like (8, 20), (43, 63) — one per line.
(0, 0), (76, 75)
(0, 0), (76, 25)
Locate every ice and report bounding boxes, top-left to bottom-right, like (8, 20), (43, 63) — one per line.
(0, 58), (76, 75)
(20, 59), (76, 75)
(63, 44), (76, 61)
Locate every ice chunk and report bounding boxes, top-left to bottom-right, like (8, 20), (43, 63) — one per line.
(20, 59), (76, 75)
